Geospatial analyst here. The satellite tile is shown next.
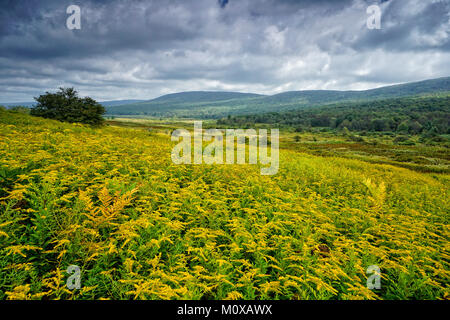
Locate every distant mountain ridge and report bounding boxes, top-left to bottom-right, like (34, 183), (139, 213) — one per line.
(0, 102), (37, 108)
(105, 77), (450, 118)
(100, 100), (147, 107)
(149, 91), (263, 103)
(2, 77), (449, 118)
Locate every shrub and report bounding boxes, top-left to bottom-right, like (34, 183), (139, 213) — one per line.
(400, 140), (416, 146)
(341, 127), (350, 136)
(393, 135), (410, 144)
(349, 135), (365, 143)
(30, 87), (105, 125)
(430, 135), (447, 143)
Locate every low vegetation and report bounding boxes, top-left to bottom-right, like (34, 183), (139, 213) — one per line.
(0, 109), (448, 300)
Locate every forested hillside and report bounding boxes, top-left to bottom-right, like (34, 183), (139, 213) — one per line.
(218, 95), (450, 134)
(105, 77), (450, 118)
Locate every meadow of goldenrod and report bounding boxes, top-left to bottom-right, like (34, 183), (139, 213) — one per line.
(0, 109), (448, 300)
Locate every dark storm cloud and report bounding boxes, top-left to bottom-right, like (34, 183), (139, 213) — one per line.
(353, 0), (450, 52)
(0, 0), (448, 102)
(0, 0), (202, 60)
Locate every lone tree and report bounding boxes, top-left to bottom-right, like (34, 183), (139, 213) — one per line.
(30, 87), (105, 125)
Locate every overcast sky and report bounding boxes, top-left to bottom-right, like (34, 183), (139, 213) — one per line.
(0, 0), (449, 102)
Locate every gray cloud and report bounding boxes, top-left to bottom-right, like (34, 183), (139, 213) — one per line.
(0, 0), (449, 102)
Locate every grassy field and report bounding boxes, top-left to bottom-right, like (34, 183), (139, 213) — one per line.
(0, 110), (449, 300)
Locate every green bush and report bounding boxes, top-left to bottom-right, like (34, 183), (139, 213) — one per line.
(349, 135), (365, 143)
(430, 136), (447, 143)
(30, 87), (105, 125)
(399, 140), (416, 146)
(393, 135), (410, 144)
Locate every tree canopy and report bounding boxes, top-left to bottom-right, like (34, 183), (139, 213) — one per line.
(30, 87), (105, 125)
(217, 95), (450, 135)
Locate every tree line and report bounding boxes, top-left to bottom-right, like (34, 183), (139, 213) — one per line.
(217, 95), (450, 135)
